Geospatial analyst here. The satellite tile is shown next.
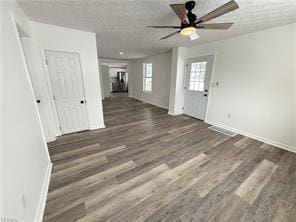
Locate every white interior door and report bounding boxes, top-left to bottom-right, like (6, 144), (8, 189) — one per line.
(20, 37), (56, 141)
(46, 51), (88, 134)
(184, 55), (214, 120)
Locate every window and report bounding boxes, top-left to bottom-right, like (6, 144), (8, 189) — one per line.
(189, 61), (207, 91)
(143, 63), (152, 92)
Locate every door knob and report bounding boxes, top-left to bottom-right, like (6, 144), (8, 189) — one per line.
(80, 100), (85, 104)
(203, 94), (207, 97)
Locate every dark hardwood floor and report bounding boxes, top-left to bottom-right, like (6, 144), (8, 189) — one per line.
(44, 93), (296, 222)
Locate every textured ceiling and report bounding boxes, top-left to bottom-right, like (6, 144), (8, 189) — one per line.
(18, 0), (296, 60)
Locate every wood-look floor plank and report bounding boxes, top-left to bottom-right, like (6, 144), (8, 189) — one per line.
(144, 188), (202, 222)
(47, 160), (136, 202)
(109, 171), (207, 222)
(240, 179), (287, 222)
(45, 202), (86, 222)
(44, 93), (296, 222)
(235, 159), (278, 204)
(50, 142), (102, 162)
(51, 156), (108, 179)
(234, 136), (253, 149)
(272, 199), (296, 222)
(53, 145), (126, 173)
(179, 143), (267, 222)
(85, 164), (170, 213)
(209, 195), (249, 222)
(44, 178), (117, 220)
(79, 153), (208, 222)
(260, 143), (276, 152)
(197, 159), (243, 198)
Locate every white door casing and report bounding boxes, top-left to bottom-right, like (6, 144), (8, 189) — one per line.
(184, 55), (214, 120)
(46, 51), (89, 134)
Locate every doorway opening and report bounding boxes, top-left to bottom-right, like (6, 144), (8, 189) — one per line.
(110, 69), (128, 93)
(99, 60), (129, 99)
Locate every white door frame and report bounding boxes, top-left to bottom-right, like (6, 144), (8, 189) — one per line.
(40, 48), (62, 137)
(183, 54), (215, 121)
(44, 50), (89, 135)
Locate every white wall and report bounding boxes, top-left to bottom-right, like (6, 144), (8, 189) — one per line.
(101, 65), (111, 98)
(30, 22), (105, 130)
(127, 61), (133, 97)
(98, 63), (105, 99)
(0, 1), (51, 221)
(168, 47), (187, 115)
(293, 25), (296, 148)
(184, 23), (296, 151)
(130, 51), (172, 109)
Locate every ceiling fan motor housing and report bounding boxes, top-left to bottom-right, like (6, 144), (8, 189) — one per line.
(185, 1), (195, 11)
(184, 1), (197, 26)
(149, 0), (239, 40)
(187, 12), (197, 24)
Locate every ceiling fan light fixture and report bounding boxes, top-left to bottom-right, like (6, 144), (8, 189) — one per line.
(148, 0), (239, 40)
(180, 26), (196, 36)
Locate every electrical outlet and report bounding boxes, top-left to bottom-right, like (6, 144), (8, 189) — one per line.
(20, 193), (27, 209)
(227, 113), (231, 119)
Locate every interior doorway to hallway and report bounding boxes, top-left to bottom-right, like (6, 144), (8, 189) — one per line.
(110, 69), (128, 93)
(99, 60), (129, 100)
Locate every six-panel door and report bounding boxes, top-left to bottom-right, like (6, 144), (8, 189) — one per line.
(46, 51), (88, 134)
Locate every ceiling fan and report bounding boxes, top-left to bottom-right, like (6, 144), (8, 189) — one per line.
(147, 0), (239, 40)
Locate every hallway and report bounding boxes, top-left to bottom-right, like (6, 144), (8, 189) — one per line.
(44, 94), (296, 222)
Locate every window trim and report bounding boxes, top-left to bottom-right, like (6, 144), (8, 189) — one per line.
(143, 63), (152, 93)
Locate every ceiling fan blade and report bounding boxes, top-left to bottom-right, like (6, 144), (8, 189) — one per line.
(170, 4), (189, 24)
(196, 23), (234, 30)
(195, 0), (239, 24)
(147, 25), (181, 29)
(160, 31), (179, 40)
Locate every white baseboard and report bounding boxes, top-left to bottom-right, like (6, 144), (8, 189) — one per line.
(168, 110), (184, 116)
(168, 111), (176, 116)
(34, 162), (52, 222)
(89, 124), (106, 130)
(168, 111), (184, 116)
(45, 136), (56, 143)
(130, 95), (169, 110)
(206, 120), (296, 154)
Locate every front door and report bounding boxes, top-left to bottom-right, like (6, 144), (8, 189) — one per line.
(46, 51), (88, 134)
(184, 55), (214, 120)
